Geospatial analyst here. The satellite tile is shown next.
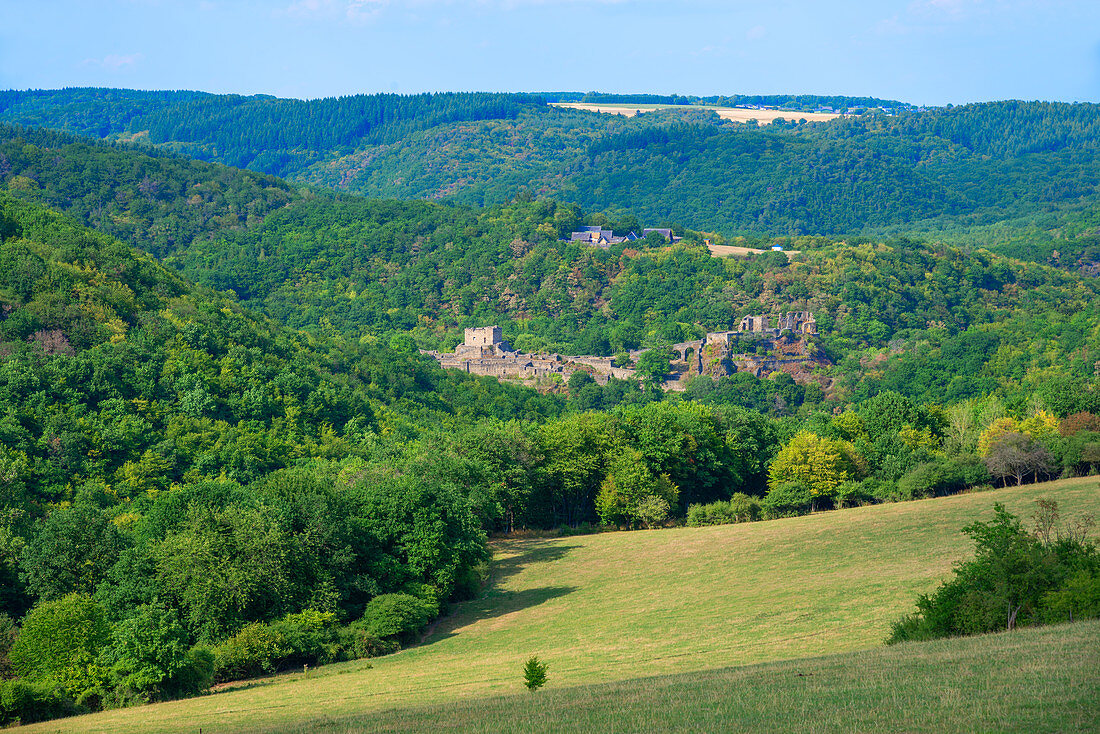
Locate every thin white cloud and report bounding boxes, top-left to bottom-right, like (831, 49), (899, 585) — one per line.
(745, 24), (765, 40)
(81, 53), (144, 70)
(281, 0), (387, 21)
(875, 0), (988, 35)
(911, 0), (972, 12)
(873, 14), (909, 35)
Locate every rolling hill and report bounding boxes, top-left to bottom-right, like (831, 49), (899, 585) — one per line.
(3, 90), (1100, 238)
(0, 192), (563, 510)
(3, 124), (1099, 411)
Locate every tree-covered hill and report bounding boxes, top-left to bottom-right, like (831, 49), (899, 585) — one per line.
(3, 90), (1099, 237)
(0, 124), (299, 260)
(0, 88), (546, 179)
(2, 124), (1098, 410)
(0, 192), (566, 510)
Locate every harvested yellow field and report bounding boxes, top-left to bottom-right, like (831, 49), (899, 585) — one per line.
(708, 243), (800, 258)
(551, 102), (842, 123)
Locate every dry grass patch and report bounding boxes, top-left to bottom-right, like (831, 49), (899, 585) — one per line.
(707, 243), (800, 259)
(31, 478), (1100, 733)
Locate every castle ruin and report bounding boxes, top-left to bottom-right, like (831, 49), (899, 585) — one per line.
(423, 313), (821, 390)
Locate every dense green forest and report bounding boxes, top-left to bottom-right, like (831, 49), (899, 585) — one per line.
(927, 203), (1100, 274)
(3, 90), (1099, 238)
(3, 123), (1100, 412)
(0, 89), (543, 179)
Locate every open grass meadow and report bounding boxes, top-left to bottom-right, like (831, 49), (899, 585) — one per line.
(27, 477), (1100, 733)
(284, 620), (1100, 733)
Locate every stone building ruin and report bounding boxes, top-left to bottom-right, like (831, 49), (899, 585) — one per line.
(423, 312), (821, 391)
(737, 312), (816, 336)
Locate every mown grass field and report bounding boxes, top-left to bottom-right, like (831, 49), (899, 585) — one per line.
(29, 477), (1100, 733)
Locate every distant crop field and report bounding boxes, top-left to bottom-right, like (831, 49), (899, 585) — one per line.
(37, 477), (1100, 734)
(707, 243), (800, 258)
(551, 102), (842, 123)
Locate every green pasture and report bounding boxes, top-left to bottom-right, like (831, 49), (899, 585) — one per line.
(31, 477), (1100, 733)
(289, 620), (1100, 733)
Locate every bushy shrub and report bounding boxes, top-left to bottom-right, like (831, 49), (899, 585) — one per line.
(268, 610), (342, 667)
(888, 502), (1100, 644)
(727, 493), (762, 521)
(337, 627), (399, 659)
(98, 604), (210, 703)
(354, 593), (435, 644)
(165, 647), (214, 700)
(1055, 430), (1100, 476)
(866, 478), (910, 503)
(685, 494), (762, 526)
(9, 594), (111, 702)
(833, 480), (872, 508)
(212, 609), (358, 683)
(685, 504), (709, 527)
(0, 679), (79, 725)
(761, 481), (812, 519)
(212, 622), (289, 683)
(400, 582), (444, 614)
(954, 455), (993, 486)
(898, 460), (960, 499)
(1040, 569), (1100, 624)
(449, 561), (488, 601)
(898, 456), (990, 499)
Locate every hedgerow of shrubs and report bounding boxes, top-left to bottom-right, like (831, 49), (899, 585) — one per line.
(210, 605), (427, 684)
(686, 494), (762, 526)
(0, 588), (446, 724)
(0, 679), (80, 726)
(761, 482), (813, 519)
(897, 457), (991, 500)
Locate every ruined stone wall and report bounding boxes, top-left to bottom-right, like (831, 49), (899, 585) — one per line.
(426, 315), (821, 390)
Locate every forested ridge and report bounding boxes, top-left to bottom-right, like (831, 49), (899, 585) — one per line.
(546, 91), (911, 110)
(3, 89), (1099, 237)
(2, 123), (1100, 411)
(0, 89), (544, 179)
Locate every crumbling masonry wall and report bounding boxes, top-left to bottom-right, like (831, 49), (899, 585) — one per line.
(422, 313), (821, 390)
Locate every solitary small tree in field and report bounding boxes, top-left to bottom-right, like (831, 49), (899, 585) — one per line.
(523, 656), (548, 691)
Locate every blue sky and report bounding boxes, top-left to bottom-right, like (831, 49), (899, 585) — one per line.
(2, 1), (1096, 105)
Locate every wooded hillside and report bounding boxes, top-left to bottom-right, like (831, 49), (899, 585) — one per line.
(3, 91), (1099, 237)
